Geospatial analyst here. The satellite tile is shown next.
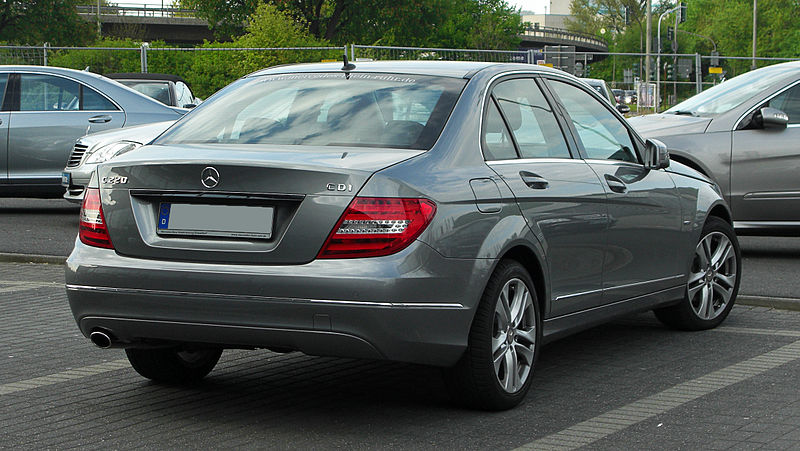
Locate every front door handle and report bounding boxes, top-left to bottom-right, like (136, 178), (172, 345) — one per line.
(88, 115), (112, 123)
(604, 174), (628, 194)
(519, 171), (549, 189)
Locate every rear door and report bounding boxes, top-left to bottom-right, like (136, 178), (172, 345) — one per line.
(545, 77), (684, 303)
(731, 80), (800, 223)
(483, 76), (609, 316)
(7, 73), (124, 185)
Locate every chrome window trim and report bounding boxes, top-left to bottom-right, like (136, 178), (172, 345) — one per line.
(583, 158), (646, 168)
(486, 157), (585, 165)
(65, 284), (466, 310)
(733, 78), (800, 130)
(15, 70), (123, 112)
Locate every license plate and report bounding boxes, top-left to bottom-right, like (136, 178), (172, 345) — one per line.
(61, 172), (71, 187)
(157, 203), (273, 239)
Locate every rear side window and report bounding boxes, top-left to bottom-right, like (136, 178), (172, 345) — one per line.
(82, 86), (117, 110)
(492, 78), (571, 159)
(158, 73), (467, 150)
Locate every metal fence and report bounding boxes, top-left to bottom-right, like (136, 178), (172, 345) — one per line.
(350, 45), (533, 64)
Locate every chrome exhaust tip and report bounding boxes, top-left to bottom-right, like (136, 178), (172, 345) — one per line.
(89, 330), (113, 349)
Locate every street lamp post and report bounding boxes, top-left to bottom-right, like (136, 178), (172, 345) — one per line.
(752, 0), (758, 70)
(656, 3), (682, 113)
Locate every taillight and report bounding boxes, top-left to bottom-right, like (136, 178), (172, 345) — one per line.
(317, 197), (436, 259)
(79, 188), (114, 249)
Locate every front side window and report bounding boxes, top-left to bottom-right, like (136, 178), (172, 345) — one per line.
(20, 74), (79, 111)
(157, 73), (466, 150)
(493, 78), (571, 159)
(549, 80), (638, 163)
(767, 83), (800, 124)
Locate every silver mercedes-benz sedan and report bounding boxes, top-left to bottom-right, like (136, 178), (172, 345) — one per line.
(629, 61), (800, 236)
(0, 66), (185, 198)
(66, 61), (741, 410)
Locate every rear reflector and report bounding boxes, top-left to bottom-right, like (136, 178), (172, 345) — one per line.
(317, 197), (436, 259)
(79, 188), (114, 249)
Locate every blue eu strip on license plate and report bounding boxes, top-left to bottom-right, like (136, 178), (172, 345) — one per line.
(158, 203), (171, 230)
(61, 172), (71, 187)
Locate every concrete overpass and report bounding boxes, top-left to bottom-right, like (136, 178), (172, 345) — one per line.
(519, 26), (608, 55)
(77, 5), (217, 45)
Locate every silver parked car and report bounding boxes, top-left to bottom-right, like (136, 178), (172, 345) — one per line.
(66, 61), (741, 410)
(581, 77), (630, 114)
(62, 121), (175, 203)
(629, 61), (800, 235)
(0, 66), (185, 197)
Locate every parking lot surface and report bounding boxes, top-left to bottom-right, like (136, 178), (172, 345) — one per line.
(1, 262), (799, 449)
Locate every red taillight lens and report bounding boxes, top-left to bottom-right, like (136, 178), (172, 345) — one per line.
(317, 197), (436, 259)
(79, 188), (114, 249)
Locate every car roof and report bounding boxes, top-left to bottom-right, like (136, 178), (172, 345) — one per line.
(248, 60), (569, 79)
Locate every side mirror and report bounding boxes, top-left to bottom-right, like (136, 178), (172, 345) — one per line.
(616, 103), (630, 114)
(753, 107), (788, 129)
(644, 138), (670, 170)
(182, 103), (197, 109)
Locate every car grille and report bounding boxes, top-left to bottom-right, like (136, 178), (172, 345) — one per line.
(67, 143), (89, 168)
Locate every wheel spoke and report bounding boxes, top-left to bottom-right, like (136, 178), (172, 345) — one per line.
(712, 281), (733, 303)
(698, 237), (712, 267)
(516, 328), (536, 346)
(514, 343), (535, 366)
(703, 285), (714, 318)
(494, 345), (507, 373)
(503, 348), (516, 391)
(687, 271), (704, 285)
(688, 277), (704, 299)
(497, 286), (512, 329)
(492, 332), (507, 356)
(715, 273), (736, 289)
(710, 237), (732, 268)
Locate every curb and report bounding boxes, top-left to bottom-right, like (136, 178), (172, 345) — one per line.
(0, 253), (67, 265)
(738, 295), (800, 312)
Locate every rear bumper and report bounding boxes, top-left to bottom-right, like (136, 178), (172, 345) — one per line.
(66, 240), (493, 366)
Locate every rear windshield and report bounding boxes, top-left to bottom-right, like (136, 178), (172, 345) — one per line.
(119, 80), (172, 105)
(156, 73), (467, 150)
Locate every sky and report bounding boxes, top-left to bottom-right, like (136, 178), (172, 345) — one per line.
(509, 0), (551, 14)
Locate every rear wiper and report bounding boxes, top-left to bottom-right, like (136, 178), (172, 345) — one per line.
(669, 110), (697, 116)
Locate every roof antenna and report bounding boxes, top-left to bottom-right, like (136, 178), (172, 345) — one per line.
(342, 54), (356, 72)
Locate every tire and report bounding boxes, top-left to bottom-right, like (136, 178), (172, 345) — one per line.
(655, 216), (741, 330)
(444, 260), (541, 411)
(126, 346), (222, 384)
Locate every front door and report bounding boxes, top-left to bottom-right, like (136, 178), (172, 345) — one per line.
(483, 77), (608, 316)
(731, 82), (800, 224)
(546, 78), (684, 303)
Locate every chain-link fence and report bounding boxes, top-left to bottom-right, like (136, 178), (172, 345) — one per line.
(2, 43), (798, 108)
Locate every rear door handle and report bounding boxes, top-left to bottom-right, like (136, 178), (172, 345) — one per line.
(88, 115), (112, 123)
(604, 174), (628, 193)
(519, 171), (549, 189)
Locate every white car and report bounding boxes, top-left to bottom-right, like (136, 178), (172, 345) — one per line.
(62, 121), (175, 203)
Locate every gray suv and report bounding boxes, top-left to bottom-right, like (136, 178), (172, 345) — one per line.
(630, 61), (800, 235)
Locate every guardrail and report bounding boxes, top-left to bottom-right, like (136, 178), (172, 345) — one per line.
(76, 4), (200, 19)
(522, 25), (607, 49)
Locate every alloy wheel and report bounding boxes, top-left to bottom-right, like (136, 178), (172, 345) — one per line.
(688, 231), (738, 320)
(492, 278), (536, 393)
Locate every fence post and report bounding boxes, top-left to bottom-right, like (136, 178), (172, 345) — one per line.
(43, 42), (48, 66)
(140, 42), (149, 73)
(527, 49), (533, 64)
(695, 53), (702, 94)
(349, 44), (355, 61)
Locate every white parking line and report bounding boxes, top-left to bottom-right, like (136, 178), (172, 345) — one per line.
(0, 360), (129, 396)
(514, 338), (800, 451)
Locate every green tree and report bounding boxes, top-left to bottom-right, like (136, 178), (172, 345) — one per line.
(0, 0), (96, 45)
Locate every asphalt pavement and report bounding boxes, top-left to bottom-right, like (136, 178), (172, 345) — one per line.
(1, 262), (799, 449)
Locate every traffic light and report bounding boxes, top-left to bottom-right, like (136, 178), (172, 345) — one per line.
(585, 65), (591, 76)
(679, 1), (687, 23)
(667, 26), (674, 42)
(633, 61), (640, 76)
(666, 62), (674, 80)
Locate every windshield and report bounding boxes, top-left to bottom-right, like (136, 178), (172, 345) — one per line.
(119, 80), (172, 105)
(666, 64), (797, 116)
(156, 73), (466, 150)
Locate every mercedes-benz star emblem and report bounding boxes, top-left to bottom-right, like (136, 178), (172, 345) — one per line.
(201, 166), (220, 189)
